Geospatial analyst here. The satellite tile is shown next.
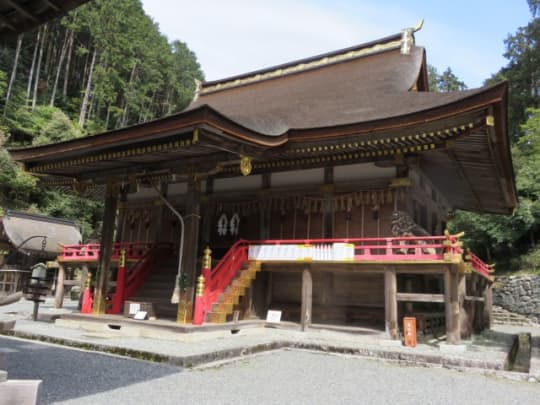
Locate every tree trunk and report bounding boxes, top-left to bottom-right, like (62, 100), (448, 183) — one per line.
(121, 62), (137, 127)
(62, 30), (74, 98)
(105, 105), (111, 129)
(50, 30), (69, 107)
(79, 48), (97, 128)
(26, 28), (41, 106)
(81, 45), (91, 93)
(4, 34), (23, 116)
(31, 23), (48, 111)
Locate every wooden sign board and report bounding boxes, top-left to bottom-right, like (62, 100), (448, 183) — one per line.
(266, 310), (282, 323)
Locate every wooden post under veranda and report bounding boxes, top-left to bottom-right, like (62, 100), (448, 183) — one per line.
(444, 267), (461, 344)
(93, 182), (119, 314)
(300, 266), (313, 331)
(384, 267), (398, 339)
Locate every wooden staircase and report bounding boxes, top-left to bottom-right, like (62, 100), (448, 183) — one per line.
(129, 257), (179, 319)
(206, 261), (261, 323)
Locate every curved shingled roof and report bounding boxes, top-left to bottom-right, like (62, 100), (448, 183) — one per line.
(8, 28), (516, 214)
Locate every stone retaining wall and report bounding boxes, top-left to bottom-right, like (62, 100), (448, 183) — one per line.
(493, 275), (540, 324)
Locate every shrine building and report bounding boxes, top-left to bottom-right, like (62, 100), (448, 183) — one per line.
(9, 23), (517, 343)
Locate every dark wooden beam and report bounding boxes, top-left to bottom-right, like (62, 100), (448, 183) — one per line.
(396, 292), (444, 303)
(44, 1), (62, 12)
(75, 151), (234, 182)
(0, 14), (16, 31)
(464, 295), (485, 302)
(5, 0), (40, 22)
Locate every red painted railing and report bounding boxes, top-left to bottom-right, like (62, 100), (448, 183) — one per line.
(197, 234), (490, 323)
(123, 242), (173, 300)
(58, 242), (156, 262)
(58, 242), (173, 314)
(200, 240), (249, 317)
(466, 250), (492, 278)
(245, 235), (464, 263)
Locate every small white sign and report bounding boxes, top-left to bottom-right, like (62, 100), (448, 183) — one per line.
(134, 311), (147, 320)
(129, 303), (140, 315)
(266, 310), (282, 323)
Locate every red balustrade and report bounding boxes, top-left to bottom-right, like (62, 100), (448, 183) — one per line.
(58, 241), (157, 263)
(466, 250), (492, 278)
(195, 234), (490, 324)
(58, 241), (173, 314)
(199, 240), (249, 318)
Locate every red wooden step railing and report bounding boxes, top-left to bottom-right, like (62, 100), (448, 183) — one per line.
(199, 240), (249, 318)
(58, 242), (173, 314)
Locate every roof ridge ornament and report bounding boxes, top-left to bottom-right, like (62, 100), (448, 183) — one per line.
(401, 19), (424, 55)
(192, 79), (202, 102)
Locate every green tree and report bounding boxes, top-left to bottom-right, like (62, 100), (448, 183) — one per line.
(428, 65), (467, 92)
(0, 130), (37, 208)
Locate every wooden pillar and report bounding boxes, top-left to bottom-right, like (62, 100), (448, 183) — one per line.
(322, 167), (334, 238)
(404, 276), (413, 314)
(177, 179), (201, 323)
(151, 182), (167, 242)
(458, 274), (470, 339)
(385, 267), (398, 339)
(300, 267), (313, 331)
(93, 182), (118, 314)
(483, 279), (493, 330)
(200, 179), (213, 247)
(54, 263), (65, 309)
(444, 267), (460, 344)
(78, 263), (89, 310)
(265, 272), (273, 310)
(259, 174), (271, 239)
(115, 187), (128, 243)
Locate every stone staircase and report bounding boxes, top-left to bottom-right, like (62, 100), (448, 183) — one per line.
(206, 261), (261, 323)
(493, 306), (535, 326)
(129, 257), (179, 320)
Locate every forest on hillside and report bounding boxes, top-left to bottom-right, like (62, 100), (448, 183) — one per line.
(0, 0), (203, 236)
(2, 0), (540, 273)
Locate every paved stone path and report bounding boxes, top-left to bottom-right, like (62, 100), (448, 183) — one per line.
(1, 336), (539, 405)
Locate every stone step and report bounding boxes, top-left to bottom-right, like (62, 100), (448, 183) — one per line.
(492, 306), (534, 326)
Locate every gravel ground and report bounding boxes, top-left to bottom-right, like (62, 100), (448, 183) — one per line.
(1, 336), (539, 405)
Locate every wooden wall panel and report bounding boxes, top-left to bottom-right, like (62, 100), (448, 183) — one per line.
(339, 203), (394, 238)
(268, 270), (385, 325)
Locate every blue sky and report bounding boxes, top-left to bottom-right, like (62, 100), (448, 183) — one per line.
(141, 0), (532, 88)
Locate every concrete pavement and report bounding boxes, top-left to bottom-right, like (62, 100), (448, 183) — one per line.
(1, 298), (539, 382)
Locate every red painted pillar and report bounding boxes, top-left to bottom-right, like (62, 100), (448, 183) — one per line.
(110, 249), (126, 314)
(193, 247), (212, 325)
(81, 273), (94, 314)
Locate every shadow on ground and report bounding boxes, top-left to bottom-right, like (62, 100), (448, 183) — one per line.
(0, 336), (181, 404)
